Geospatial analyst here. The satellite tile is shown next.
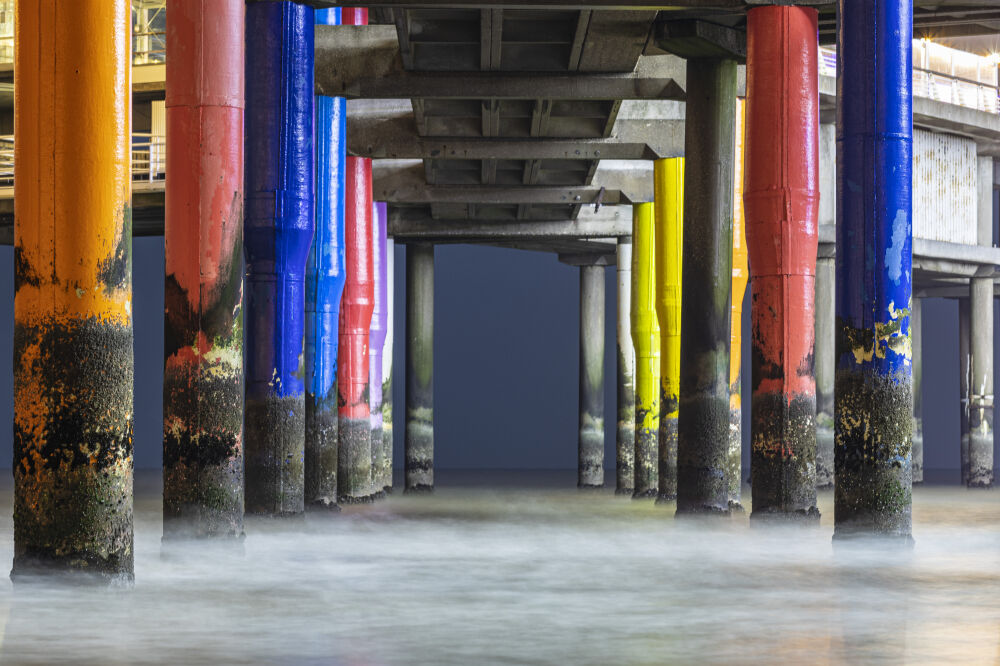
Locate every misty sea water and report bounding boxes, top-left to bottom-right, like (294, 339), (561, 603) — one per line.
(0, 470), (997, 665)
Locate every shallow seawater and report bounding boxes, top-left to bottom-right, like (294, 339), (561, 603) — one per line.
(0, 470), (998, 665)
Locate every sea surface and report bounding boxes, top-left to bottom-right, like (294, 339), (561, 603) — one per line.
(0, 470), (997, 665)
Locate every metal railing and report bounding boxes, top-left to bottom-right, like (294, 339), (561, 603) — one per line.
(819, 45), (1000, 115)
(0, 133), (165, 188)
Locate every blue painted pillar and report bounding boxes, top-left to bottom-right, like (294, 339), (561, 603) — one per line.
(305, 7), (346, 510)
(244, 1), (315, 515)
(835, 0), (913, 540)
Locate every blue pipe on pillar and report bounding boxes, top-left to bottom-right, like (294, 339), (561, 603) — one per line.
(835, 0), (913, 540)
(305, 6), (347, 510)
(244, 1), (315, 515)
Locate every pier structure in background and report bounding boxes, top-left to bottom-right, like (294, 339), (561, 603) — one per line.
(244, 1), (313, 516)
(653, 159), (683, 503)
(745, 6), (820, 521)
(370, 201), (389, 498)
(631, 202), (660, 498)
(305, 6), (347, 511)
(405, 243), (435, 492)
(12, 0), (134, 580)
(835, 0), (913, 539)
(616, 237), (636, 495)
(163, 0), (245, 536)
(338, 156), (376, 503)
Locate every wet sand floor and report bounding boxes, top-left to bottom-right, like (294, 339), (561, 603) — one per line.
(0, 470), (997, 665)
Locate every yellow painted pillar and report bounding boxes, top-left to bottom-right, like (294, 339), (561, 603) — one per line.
(654, 158), (683, 501)
(631, 202), (660, 498)
(729, 99), (749, 509)
(13, 1), (134, 581)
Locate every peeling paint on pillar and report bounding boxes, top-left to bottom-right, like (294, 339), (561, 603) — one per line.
(163, 0), (246, 538)
(616, 238), (636, 495)
(654, 160), (683, 502)
(911, 297), (923, 484)
(305, 7), (347, 511)
(968, 277), (993, 487)
(579, 264), (606, 489)
(381, 237), (395, 492)
(631, 204), (659, 497)
(745, 6), (820, 521)
(369, 201), (389, 499)
(835, 0), (913, 540)
(244, 1), (314, 516)
(676, 59), (737, 516)
(13, 0), (134, 580)
(729, 101), (748, 511)
(338, 157), (376, 503)
(405, 243), (435, 492)
(815, 257), (836, 489)
(959, 297), (971, 485)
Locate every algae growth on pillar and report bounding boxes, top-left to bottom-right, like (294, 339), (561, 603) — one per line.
(745, 5), (820, 521)
(338, 157), (376, 503)
(244, 1), (314, 516)
(13, 0), (134, 580)
(163, 0), (246, 537)
(654, 159), (683, 503)
(305, 6), (347, 511)
(631, 204), (660, 498)
(835, 0), (913, 539)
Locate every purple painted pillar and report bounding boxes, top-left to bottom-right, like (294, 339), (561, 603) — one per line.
(370, 201), (389, 498)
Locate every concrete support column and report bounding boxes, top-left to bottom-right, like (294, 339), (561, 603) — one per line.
(616, 238), (636, 495)
(911, 297), (924, 484)
(676, 58), (737, 515)
(405, 243), (435, 492)
(579, 264), (607, 488)
(338, 157), (376, 503)
(244, 2), (313, 516)
(654, 159), (684, 502)
(381, 237), (395, 492)
(163, 0), (245, 536)
(369, 202), (389, 499)
(815, 256), (835, 489)
(13, 0), (134, 580)
(305, 7), (347, 511)
(631, 204), (659, 497)
(745, 6), (820, 520)
(969, 278), (994, 487)
(834, 0), (913, 539)
(960, 297), (971, 484)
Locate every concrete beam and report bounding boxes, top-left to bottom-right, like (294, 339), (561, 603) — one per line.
(347, 112), (663, 160)
(315, 25), (685, 100)
(388, 207), (631, 241)
(818, 224), (1000, 269)
(374, 162), (627, 205)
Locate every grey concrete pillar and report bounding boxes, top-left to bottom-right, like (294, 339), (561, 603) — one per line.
(815, 255), (835, 489)
(969, 278), (993, 487)
(616, 238), (635, 495)
(676, 57), (736, 515)
(960, 297), (971, 484)
(405, 243), (434, 492)
(911, 297), (923, 484)
(579, 264), (606, 488)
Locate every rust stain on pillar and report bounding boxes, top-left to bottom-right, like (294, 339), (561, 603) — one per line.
(13, 0), (134, 580)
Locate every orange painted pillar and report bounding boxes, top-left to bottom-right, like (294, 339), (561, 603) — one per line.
(729, 99), (748, 510)
(13, 1), (134, 580)
(744, 6), (820, 520)
(163, 0), (245, 538)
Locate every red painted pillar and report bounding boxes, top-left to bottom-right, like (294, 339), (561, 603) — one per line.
(338, 157), (376, 501)
(163, 0), (245, 537)
(744, 6), (820, 520)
